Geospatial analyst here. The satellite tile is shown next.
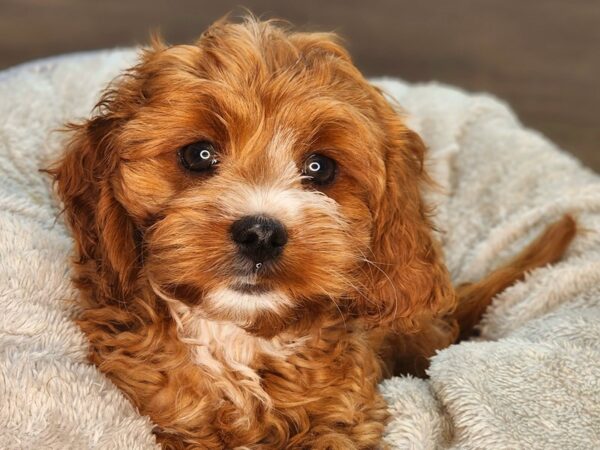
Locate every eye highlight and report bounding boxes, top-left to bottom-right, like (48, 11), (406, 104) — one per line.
(178, 141), (219, 172)
(302, 153), (337, 186)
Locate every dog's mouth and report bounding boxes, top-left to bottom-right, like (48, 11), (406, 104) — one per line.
(229, 282), (271, 295)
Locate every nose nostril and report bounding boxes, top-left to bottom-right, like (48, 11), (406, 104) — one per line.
(237, 230), (259, 245)
(269, 228), (288, 248)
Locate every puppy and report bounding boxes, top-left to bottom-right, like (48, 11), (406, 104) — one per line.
(49, 17), (576, 449)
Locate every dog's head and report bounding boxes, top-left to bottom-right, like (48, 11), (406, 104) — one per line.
(50, 18), (454, 337)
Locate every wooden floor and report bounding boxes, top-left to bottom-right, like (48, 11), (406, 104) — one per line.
(1, 0), (598, 171)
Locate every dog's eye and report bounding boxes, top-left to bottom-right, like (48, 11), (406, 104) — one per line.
(178, 141), (218, 172)
(302, 154), (337, 186)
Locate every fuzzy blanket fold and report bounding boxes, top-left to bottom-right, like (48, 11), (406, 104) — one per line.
(1, 50), (598, 449)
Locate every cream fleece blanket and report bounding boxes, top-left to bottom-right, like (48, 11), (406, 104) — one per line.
(0, 50), (598, 449)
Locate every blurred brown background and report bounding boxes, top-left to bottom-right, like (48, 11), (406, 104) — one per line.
(1, 0), (598, 171)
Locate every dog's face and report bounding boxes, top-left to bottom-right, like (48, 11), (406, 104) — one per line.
(52, 19), (453, 337)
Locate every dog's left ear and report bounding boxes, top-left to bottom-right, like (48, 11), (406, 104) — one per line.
(356, 89), (456, 333)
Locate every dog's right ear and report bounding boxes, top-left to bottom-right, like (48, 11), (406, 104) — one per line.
(48, 116), (139, 303)
(47, 41), (173, 304)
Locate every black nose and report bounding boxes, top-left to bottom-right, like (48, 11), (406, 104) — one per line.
(230, 215), (288, 263)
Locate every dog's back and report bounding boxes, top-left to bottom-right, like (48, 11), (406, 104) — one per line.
(377, 214), (576, 377)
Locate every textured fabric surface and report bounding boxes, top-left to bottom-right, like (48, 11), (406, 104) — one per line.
(0, 50), (598, 449)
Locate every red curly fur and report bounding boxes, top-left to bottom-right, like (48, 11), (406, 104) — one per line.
(47, 17), (576, 449)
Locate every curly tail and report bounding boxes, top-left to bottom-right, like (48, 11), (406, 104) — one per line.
(455, 214), (577, 341)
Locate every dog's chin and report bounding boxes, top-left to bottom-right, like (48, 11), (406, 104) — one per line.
(201, 286), (296, 338)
